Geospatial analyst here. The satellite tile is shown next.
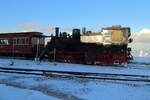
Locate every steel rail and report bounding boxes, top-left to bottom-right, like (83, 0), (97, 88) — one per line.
(0, 69), (150, 82)
(0, 67), (150, 82)
(0, 66), (150, 78)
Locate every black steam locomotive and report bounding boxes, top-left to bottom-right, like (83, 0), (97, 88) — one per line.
(41, 26), (133, 65)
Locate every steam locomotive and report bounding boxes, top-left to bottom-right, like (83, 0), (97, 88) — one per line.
(0, 25), (133, 65)
(42, 25), (133, 65)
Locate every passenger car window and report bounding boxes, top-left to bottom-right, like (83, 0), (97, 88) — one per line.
(14, 38), (29, 45)
(0, 39), (9, 45)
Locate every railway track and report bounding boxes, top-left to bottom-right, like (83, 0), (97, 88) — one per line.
(0, 67), (150, 82)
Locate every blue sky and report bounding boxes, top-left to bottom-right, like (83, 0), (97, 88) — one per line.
(0, 0), (150, 56)
(0, 0), (150, 32)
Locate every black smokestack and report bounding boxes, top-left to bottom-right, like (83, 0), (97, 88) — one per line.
(55, 27), (59, 37)
(82, 27), (86, 34)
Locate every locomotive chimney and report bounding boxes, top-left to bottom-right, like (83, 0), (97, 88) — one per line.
(55, 27), (59, 37)
(82, 27), (86, 34)
(72, 29), (80, 41)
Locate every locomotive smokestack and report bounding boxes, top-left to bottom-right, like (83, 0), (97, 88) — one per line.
(72, 29), (80, 41)
(55, 27), (59, 37)
(82, 27), (86, 34)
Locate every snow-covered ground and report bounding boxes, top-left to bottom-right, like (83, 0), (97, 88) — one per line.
(133, 56), (150, 63)
(0, 57), (150, 76)
(0, 57), (150, 100)
(0, 84), (60, 100)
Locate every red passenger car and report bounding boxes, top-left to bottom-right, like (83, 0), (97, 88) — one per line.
(0, 32), (45, 58)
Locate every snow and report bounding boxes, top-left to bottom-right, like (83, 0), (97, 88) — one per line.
(0, 57), (150, 100)
(0, 84), (60, 100)
(0, 73), (150, 100)
(133, 56), (150, 63)
(0, 57), (150, 76)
